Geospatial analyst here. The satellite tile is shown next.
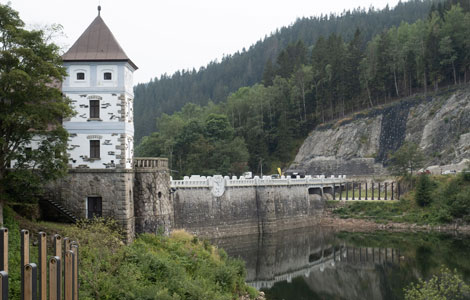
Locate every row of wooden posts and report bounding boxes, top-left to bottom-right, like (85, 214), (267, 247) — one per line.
(332, 181), (400, 201)
(0, 228), (79, 300)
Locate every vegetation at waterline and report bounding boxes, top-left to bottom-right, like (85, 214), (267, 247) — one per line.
(336, 231), (470, 299)
(137, 1), (470, 177)
(405, 267), (470, 300)
(3, 207), (258, 300)
(333, 170), (470, 225)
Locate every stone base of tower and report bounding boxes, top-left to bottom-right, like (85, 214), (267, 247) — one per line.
(134, 158), (173, 236)
(43, 158), (172, 242)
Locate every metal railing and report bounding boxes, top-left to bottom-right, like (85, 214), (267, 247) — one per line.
(0, 228), (79, 300)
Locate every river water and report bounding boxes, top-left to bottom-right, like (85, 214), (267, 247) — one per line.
(213, 226), (470, 300)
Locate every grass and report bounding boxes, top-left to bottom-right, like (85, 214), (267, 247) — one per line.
(3, 208), (259, 300)
(332, 173), (470, 225)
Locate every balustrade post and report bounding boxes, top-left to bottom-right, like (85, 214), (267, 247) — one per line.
(346, 183), (349, 200)
(339, 184), (342, 200)
(378, 183), (381, 200)
(359, 183), (362, 200)
(391, 182), (394, 200)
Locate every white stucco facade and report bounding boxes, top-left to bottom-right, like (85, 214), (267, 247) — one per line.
(62, 61), (136, 169)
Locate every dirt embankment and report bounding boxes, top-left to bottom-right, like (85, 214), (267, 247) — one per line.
(320, 210), (470, 235)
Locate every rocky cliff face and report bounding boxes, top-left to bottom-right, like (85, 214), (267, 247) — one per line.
(290, 87), (470, 176)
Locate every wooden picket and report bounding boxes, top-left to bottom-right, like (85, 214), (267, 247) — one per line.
(0, 229), (79, 300)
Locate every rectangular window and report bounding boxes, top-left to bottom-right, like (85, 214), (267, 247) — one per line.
(76, 72), (85, 80)
(90, 140), (100, 159)
(87, 197), (102, 219)
(90, 100), (99, 119)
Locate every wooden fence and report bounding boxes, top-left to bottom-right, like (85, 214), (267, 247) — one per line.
(0, 228), (79, 300)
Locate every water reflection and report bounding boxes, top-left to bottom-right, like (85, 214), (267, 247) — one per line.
(213, 227), (470, 300)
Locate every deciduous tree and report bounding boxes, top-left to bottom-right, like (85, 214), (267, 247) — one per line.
(0, 4), (73, 222)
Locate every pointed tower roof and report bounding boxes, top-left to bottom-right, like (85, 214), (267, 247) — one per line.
(62, 13), (138, 70)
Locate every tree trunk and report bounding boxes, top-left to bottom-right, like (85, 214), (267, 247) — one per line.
(394, 67), (399, 98)
(301, 82), (307, 121)
(423, 70), (427, 96)
(452, 61), (457, 85)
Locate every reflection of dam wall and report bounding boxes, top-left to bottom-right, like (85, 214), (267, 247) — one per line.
(213, 227), (402, 299)
(213, 227), (334, 283)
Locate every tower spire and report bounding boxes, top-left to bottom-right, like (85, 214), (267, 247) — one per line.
(98, 5), (101, 16)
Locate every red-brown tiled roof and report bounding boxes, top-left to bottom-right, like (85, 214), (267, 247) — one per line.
(62, 16), (138, 70)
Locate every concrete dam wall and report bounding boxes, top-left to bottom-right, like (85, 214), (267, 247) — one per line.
(172, 175), (344, 237)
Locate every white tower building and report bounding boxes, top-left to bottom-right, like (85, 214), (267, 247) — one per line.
(62, 8), (137, 169)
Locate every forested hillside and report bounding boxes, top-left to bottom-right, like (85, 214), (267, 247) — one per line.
(134, 0), (436, 141)
(136, 0), (470, 178)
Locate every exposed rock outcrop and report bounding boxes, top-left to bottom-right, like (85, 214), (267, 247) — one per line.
(290, 87), (470, 175)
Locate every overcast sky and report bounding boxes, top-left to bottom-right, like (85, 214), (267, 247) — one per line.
(7, 0), (400, 84)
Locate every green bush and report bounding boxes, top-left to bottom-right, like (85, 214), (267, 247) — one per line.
(404, 267), (470, 300)
(3, 213), (256, 300)
(415, 174), (433, 207)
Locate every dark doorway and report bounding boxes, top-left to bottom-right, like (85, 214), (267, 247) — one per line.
(87, 196), (102, 219)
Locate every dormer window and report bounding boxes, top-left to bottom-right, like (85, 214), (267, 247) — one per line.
(103, 72), (112, 80)
(76, 72), (85, 80)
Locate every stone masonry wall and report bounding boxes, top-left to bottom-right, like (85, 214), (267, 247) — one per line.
(134, 168), (173, 235)
(45, 169), (135, 242)
(173, 185), (325, 238)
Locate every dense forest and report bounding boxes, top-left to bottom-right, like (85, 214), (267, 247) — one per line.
(136, 0), (470, 178)
(134, 0), (437, 141)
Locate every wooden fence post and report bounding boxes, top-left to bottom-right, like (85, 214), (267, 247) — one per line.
(332, 185), (335, 200)
(0, 228), (7, 272)
(339, 184), (342, 200)
(346, 183), (349, 200)
(71, 244), (79, 300)
(378, 183), (381, 200)
(391, 182), (394, 200)
(64, 250), (74, 300)
(20, 230), (29, 300)
(38, 232), (46, 300)
(49, 256), (61, 300)
(0, 271), (7, 300)
(24, 263), (37, 300)
(359, 183), (362, 200)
